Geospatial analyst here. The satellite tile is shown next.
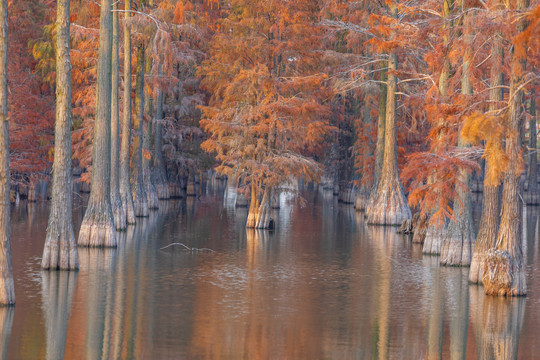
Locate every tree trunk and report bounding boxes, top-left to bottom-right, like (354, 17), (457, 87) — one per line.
(422, 218), (445, 255)
(0, 0), (15, 305)
(132, 45), (149, 217)
(120, 0), (136, 224)
(152, 67), (170, 199)
(482, 0), (528, 296)
(356, 88), (376, 211)
(143, 86), (158, 210)
(246, 184), (272, 229)
(469, 15), (504, 283)
(78, 0), (117, 247)
(42, 0), (79, 269)
(365, 23), (411, 225)
(440, 8), (476, 266)
(374, 66), (386, 188)
(110, 1), (126, 230)
(525, 87), (538, 204)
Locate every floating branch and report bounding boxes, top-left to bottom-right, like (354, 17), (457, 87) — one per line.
(159, 242), (215, 253)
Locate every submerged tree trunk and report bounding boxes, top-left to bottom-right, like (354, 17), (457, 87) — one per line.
(469, 17), (504, 283)
(0, 0), (15, 305)
(152, 67), (170, 199)
(119, 0), (136, 224)
(143, 95), (158, 210)
(365, 24), (411, 225)
(132, 45), (149, 217)
(422, 218), (445, 255)
(246, 185), (272, 229)
(109, 2), (126, 230)
(440, 9), (476, 266)
(78, 0), (117, 247)
(42, 0), (79, 269)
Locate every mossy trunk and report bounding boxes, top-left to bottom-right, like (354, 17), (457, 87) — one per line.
(119, 0), (136, 224)
(365, 45), (411, 225)
(131, 45), (148, 217)
(78, 0), (117, 248)
(110, 2), (126, 230)
(0, 0), (14, 305)
(42, 0), (79, 269)
(469, 20), (504, 283)
(246, 185), (272, 229)
(152, 67), (170, 199)
(482, 0), (528, 296)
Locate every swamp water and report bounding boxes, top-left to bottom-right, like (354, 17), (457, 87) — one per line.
(1, 183), (540, 359)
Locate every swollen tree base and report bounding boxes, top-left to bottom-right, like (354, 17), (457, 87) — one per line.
(422, 220), (445, 255)
(145, 181), (159, 210)
(482, 249), (526, 296)
(78, 202), (117, 247)
(365, 176), (411, 226)
(133, 183), (149, 217)
(246, 188), (273, 229)
(42, 221), (79, 270)
(110, 193), (126, 231)
(120, 191), (136, 224)
(439, 220), (474, 266)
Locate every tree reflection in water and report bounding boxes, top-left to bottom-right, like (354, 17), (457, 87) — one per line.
(0, 306), (14, 360)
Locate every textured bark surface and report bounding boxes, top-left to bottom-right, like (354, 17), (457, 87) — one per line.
(152, 68), (170, 199)
(143, 120), (159, 209)
(110, 2), (126, 230)
(422, 218), (445, 255)
(42, 0), (79, 269)
(365, 47), (411, 225)
(482, 0), (528, 296)
(354, 186), (369, 212)
(469, 24), (504, 283)
(78, 0), (117, 248)
(0, 0), (15, 304)
(374, 67), (386, 188)
(131, 45), (148, 217)
(119, 0), (136, 224)
(246, 185), (272, 229)
(525, 88), (538, 204)
(412, 212), (428, 243)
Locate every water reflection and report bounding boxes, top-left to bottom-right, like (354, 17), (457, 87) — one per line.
(4, 189), (540, 358)
(0, 307), (14, 360)
(41, 271), (77, 360)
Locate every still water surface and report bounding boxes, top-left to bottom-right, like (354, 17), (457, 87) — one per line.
(2, 183), (540, 359)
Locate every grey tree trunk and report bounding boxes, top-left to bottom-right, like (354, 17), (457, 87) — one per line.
(440, 8), (475, 267)
(525, 87), (538, 204)
(132, 45), (149, 217)
(483, 0), (528, 296)
(152, 69), (170, 199)
(42, 0), (79, 269)
(469, 12), (504, 283)
(78, 0), (117, 247)
(110, 2), (126, 230)
(142, 69), (158, 210)
(0, 0), (15, 305)
(119, 0), (136, 225)
(374, 67), (386, 188)
(365, 30), (411, 225)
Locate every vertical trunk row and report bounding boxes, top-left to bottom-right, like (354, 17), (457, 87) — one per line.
(152, 67), (170, 199)
(0, 0), (14, 305)
(120, 0), (136, 225)
(365, 4), (412, 226)
(110, 1), (126, 230)
(42, 0), (79, 269)
(482, 0), (528, 296)
(78, 0), (117, 247)
(132, 45), (149, 217)
(440, 4), (476, 266)
(142, 59), (158, 210)
(469, 6), (505, 283)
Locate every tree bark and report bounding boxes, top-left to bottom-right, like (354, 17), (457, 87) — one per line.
(110, 1), (126, 230)
(78, 0), (117, 247)
(42, 0), (79, 269)
(365, 24), (412, 225)
(0, 0), (15, 305)
(132, 44), (149, 217)
(374, 66), (386, 188)
(246, 184), (272, 229)
(440, 6), (475, 267)
(142, 68), (158, 210)
(152, 66), (170, 199)
(525, 86), (538, 204)
(469, 14), (504, 283)
(120, 0), (136, 224)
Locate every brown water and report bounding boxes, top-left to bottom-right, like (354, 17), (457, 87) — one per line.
(2, 183), (540, 359)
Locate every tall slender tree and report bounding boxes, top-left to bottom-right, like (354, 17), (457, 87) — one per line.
(110, 1), (127, 230)
(365, 1), (412, 226)
(78, 0), (117, 247)
(120, 0), (136, 225)
(42, 0), (79, 269)
(0, 0), (14, 305)
(152, 66), (170, 199)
